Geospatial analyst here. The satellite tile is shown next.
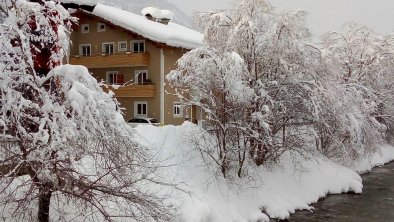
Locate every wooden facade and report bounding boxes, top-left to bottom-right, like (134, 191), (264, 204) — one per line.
(69, 8), (199, 125)
(102, 84), (156, 98)
(70, 52), (150, 68)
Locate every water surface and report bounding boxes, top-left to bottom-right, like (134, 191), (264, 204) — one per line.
(283, 162), (394, 222)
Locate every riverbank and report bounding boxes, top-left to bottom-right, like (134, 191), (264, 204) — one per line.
(284, 145), (394, 221)
(135, 123), (394, 222)
(287, 160), (394, 221)
(350, 145), (394, 173)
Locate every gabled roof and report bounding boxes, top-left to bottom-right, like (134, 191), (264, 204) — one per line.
(87, 4), (203, 49)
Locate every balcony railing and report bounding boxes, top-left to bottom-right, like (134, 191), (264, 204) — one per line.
(102, 84), (156, 98)
(70, 52), (150, 68)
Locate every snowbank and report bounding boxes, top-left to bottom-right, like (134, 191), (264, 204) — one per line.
(350, 144), (394, 173)
(135, 123), (394, 221)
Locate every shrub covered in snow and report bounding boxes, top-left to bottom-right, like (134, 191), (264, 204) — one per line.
(168, 0), (394, 179)
(0, 1), (173, 221)
(312, 22), (394, 164)
(167, 0), (319, 178)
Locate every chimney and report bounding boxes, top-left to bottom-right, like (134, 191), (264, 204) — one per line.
(144, 13), (156, 22)
(157, 18), (170, 25)
(157, 9), (173, 25)
(141, 7), (174, 25)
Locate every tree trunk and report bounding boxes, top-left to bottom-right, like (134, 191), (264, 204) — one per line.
(38, 188), (52, 222)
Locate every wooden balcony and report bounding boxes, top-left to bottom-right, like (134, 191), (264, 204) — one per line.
(103, 84), (156, 98)
(70, 52), (150, 68)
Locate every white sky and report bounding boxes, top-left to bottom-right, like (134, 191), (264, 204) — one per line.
(167, 0), (394, 38)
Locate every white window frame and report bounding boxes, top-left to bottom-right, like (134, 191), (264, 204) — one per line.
(134, 70), (149, 85)
(97, 22), (106, 32)
(81, 24), (89, 33)
(131, 40), (145, 53)
(79, 44), (91, 56)
(102, 42), (115, 55)
(173, 102), (183, 117)
(118, 41), (128, 52)
(134, 101), (148, 117)
(106, 71), (120, 85)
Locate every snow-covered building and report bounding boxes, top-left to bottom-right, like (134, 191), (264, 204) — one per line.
(69, 3), (203, 125)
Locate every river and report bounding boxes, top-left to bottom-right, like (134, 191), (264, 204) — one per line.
(281, 161), (394, 222)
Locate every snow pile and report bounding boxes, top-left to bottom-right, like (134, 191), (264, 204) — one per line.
(141, 7), (174, 20)
(133, 123), (392, 221)
(91, 4), (203, 49)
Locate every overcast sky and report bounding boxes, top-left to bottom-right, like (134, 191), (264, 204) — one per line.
(167, 0), (394, 38)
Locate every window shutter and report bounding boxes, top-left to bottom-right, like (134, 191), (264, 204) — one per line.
(117, 74), (124, 84)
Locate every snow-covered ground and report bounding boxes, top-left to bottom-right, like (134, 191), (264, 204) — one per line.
(350, 144), (394, 173)
(135, 123), (394, 221)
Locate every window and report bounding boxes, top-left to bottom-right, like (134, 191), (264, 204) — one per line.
(134, 102), (148, 117)
(118, 41), (127, 52)
(106, 71), (124, 85)
(135, 70), (149, 85)
(79, 44), (91, 56)
(173, 102), (183, 117)
(102, 42), (114, 55)
(131, 40), (145, 53)
(81, 24), (89, 33)
(97, 22), (106, 32)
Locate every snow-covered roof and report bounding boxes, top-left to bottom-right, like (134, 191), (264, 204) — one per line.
(141, 7), (174, 20)
(89, 4), (203, 49)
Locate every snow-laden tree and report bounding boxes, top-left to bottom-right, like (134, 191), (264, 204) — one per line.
(311, 81), (385, 162)
(0, 1), (173, 221)
(167, 47), (258, 178)
(320, 22), (393, 84)
(313, 23), (394, 162)
(168, 0), (321, 178)
(170, 0), (394, 176)
(212, 0), (318, 157)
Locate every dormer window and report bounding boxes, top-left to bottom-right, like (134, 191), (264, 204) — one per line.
(131, 40), (145, 53)
(81, 24), (89, 33)
(97, 22), (106, 32)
